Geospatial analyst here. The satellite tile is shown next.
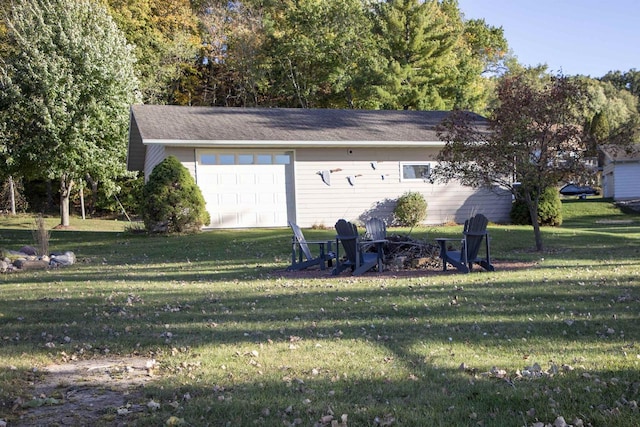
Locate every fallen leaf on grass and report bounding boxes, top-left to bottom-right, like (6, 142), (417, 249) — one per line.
(331, 414), (348, 427)
(374, 414), (395, 426)
(165, 416), (187, 426)
(553, 416), (567, 427)
(489, 366), (507, 378)
(320, 414), (334, 424)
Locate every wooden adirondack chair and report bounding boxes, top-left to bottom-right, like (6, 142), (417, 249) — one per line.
(435, 214), (495, 273)
(361, 217), (389, 257)
(332, 219), (384, 276)
(287, 221), (334, 271)
(364, 217), (387, 241)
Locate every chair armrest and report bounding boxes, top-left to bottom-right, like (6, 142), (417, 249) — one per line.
(435, 238), (463, 254)
(435, 238), (463, 246)
(304, 240), (333, 245)
(463, 231), (488, 237)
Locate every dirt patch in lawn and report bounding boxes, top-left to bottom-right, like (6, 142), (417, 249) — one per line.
(12, 356), (157, 426)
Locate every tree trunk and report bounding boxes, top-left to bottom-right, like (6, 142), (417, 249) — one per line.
(85, 173), (98, 215)
(525, 192), (544, 251)
(59, 175), (74, 227)
(80, 185), (85, 220)
(9, 175), (16, 215)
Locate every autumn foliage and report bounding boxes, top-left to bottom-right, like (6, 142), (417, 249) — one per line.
(435, 73), (590, 250)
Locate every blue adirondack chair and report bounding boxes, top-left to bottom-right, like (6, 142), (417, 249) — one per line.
(361, 217), (389, 258)
(364, 217), (387, 242)
(435, 213), (494, 273)
(287, 221), (334, 271)
(332, 219), (384, 275)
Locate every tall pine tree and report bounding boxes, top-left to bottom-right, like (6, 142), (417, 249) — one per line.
(372, 0), (460, 110)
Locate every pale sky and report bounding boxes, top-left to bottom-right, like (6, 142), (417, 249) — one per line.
(457, 0), (639, 77)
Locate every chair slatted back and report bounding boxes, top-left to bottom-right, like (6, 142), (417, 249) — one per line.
(289, 221), (313, 261)
(335, 219), (359, 264)
(462, 214), (489, 262)
(365, 218), (386, 241)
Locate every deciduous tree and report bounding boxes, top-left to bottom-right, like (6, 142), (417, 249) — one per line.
(601, 69), (640, 103)
(263, 0), (381, 108)
(581, 77), (640, 151)
(105, 0), (201, 104)
(434, 72), (590, 251)
(0, 0), (140, 226)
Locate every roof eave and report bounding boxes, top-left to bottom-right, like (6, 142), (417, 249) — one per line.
(142, 139), (445, 148)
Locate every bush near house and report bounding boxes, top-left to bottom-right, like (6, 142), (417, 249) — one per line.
(511, 186), (563, 226)
(393, 191), (427, 227)
(141, 156), (210, 233)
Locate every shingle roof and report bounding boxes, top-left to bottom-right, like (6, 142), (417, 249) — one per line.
(130, 105), (487, 143)
(127, 105), (489, 171)
(599, 144), (640, 163)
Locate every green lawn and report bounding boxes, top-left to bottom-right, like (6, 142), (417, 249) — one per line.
(1, 200), (639, 426)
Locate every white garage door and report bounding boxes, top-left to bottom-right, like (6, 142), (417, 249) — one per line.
(196, 152), (291, 228)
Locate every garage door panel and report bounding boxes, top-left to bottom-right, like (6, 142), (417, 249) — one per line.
(256, 173), (276, 185)
(238, 174), (255, 185)
(220, 194), (238, 204)
(239, 193), (257, 204)
(197, 161), (288, 228)
(219, 174), (238, 185)
(257, 193), (276, 204)
(219, 214), (238, 228)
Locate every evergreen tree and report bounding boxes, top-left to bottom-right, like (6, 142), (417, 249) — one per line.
(589, 111), (611, 144)
(372, 0), (460, 110)
(142, 156), (210, 233)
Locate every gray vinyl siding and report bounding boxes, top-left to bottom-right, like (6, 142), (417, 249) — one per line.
(165, 147), (197, 177)
(143, 146), (197, 181)
(292, 147), (511, 227)
(610, 162), (640, 200)
(602, 163), (615, 198)
(143, 144), (165, 181)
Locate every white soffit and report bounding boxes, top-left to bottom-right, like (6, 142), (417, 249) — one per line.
(142, 139), (445, 148)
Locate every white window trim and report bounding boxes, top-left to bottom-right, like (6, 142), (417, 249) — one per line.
(400, 162), (432, 182)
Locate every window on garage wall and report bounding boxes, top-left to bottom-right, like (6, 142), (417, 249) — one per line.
(274, 154), (291, 164)
(198, 152), (292, 165)
(201, 154), (216, 165)
(256, 154), (272, 164)
(238, 154), (253, 164)
(400, 162), (432, 182)
(219, 154), (235, 165)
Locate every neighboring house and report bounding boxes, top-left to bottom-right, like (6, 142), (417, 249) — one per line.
(599, 144), (640, 200)
(127, 105), (512, 228)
